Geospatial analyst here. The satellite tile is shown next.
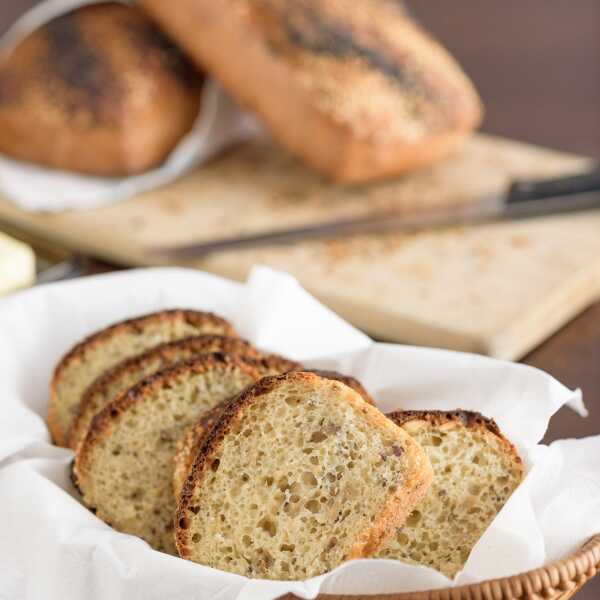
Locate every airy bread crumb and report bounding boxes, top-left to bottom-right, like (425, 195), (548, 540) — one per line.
(73, 353), (260, 554)
(176, 372), (432, 579)
(377, 411), (523, 578)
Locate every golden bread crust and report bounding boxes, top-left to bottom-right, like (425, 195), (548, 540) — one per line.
(49, 309), (235, 446)
(175, 371), (432, 571)
(67, 334), (257, 449)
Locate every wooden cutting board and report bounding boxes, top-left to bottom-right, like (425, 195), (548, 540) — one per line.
(1, 134), (599, 360)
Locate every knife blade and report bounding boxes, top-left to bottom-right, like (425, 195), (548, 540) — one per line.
(152, 169), (600, 260)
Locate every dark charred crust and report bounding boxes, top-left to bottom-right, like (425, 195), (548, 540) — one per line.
(69, 458), (82, 495)
(75, 353), (261, 481)
(123, 16), (201, 89)
(27, 3), (200, 127)
(52, 309), (235, 385)
(306, 369), (374, 406)
(243, 354), (302, 376)
(40, 7), (124, 125)
(268, 1), (431, 99)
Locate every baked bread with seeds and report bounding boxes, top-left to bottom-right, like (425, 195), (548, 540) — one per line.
(73, 353), (260, 554)
(172, 369), (374, 500)
(376, 410), (523, 578)
(305, 369), (374, 405)
(0, 3), (202, 175)
(49, 309), (235, 447)
(175, 371), (432, 579)
(139, 0), (482, 183)
(67, 334), (293, 450)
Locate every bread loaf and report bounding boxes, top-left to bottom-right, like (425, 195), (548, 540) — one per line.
(139, 0), (482, 183)
(0, 3), (202, 175)
(49, 309), (235, 446)
(172, 369), (374, 500)
(73, 353), (261, 554)
(376, 411), (523, 578)
(68, 334), (267, 450)
(175, 372), (432, 579)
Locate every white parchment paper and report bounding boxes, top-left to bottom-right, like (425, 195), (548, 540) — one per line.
(1, 267), (599, 600)
(0, 0), (259, 212)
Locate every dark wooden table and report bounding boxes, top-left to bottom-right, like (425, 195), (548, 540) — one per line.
(2, 1), (599, 597)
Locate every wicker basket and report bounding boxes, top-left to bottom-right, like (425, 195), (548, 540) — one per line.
(281, 535), (600, 600)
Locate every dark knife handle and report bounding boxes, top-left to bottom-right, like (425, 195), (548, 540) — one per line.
(507, 168), (600, 203)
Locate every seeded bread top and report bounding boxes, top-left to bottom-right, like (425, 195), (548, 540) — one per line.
(203, 0), (481, 143)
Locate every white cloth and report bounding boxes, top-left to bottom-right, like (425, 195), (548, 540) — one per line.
(1, 266), (599, 600)
(0, 0), (259, 212)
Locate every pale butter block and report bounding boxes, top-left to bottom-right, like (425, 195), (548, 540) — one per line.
(0, 231), (35, 296)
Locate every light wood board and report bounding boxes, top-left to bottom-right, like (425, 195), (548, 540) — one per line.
(1, 134), (599, 360)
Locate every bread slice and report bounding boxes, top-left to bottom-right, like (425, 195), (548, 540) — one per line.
(139, 0), (481, 183)
(172, 369), (374, 500)
(173, 405), (226, 502)
(175, 371), (432, 579)
(376, 411), (523, 578)
(73, 353), (260, 554)
(49, 309), (235, 446)
(67, 334), (290, 450)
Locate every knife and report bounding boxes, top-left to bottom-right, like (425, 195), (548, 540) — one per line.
(153, 169), (600, 260)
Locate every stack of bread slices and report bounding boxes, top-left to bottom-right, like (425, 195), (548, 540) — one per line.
(49, 309), (523, 580)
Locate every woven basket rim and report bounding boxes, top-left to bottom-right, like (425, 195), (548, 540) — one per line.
(284, 533), (600, 600)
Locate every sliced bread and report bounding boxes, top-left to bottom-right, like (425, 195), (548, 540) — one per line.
(173, 405), (225, 501)
(175, 371), (432, 579)
(73, 353), (260, 554)
(376, 410), (523, 578)
(172, 369), (374, 500)
(68, 334), (276, 450)
(49, 309), (235, 446)
(305, 370), (374, 406)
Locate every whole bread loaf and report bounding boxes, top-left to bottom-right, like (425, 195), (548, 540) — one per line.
(139, 0), (482, 183)
(0, 3), (202, 175)
(175, 372), (432, 579)
(376, 410), (523, 578)
(49, 309), (235, 446)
